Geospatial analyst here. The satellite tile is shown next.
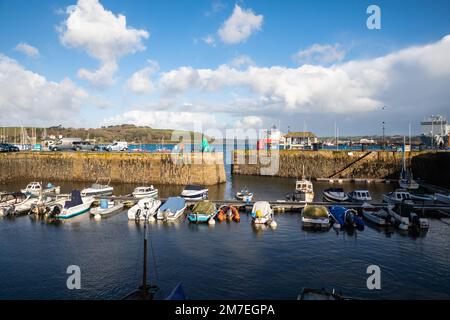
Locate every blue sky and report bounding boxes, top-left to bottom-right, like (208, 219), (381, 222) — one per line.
(1, 0), (450, 136)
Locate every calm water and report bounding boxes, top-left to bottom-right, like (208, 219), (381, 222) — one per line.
(1, 174), (450, 300)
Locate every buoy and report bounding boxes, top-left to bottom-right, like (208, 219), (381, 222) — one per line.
(148, 215), (156, 222)
(399, 223), (408, 231)
(269, 220), (277, 228)
(94, 214), (101, 221)
(208, 218), (216, 225)
(333, 223), (341, 230)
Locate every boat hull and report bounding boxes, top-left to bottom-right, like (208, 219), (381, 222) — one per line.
(57, 200), (94, 219)
(90, 203), (124, 217)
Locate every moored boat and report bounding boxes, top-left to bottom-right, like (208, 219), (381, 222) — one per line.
(435, 193), (450, 204)
(81, 178), (113, 197)
(399, 138), (419, 190)
(21, 182), (61, 197)
(181, 185), (208, 200)
(132, 186), (158, 199)
(216, 205), (240, 222)
(251, 201), (277, 227)
(90, 199), (124, 219)
(187, 201), (216, 223)
(0, 192), (30, 216)
(347, 190), (372, 203)
(323, 188), (349, 202)
(50, 190), (95, 220)
(361, 203), (390, 226)
(235, 187), (253, 202)
(301, 205), (330, 229)
(128, 198), (161, 220)
(409, 193), (435, 204)
(329, 206), (365, 230)
(156, 197), (186, 221)
(386, 203), (429, 231)
(382, 189), (414, 205)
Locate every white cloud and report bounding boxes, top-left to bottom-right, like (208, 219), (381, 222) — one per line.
(234, 116), (264, 128)
(14, 42), (40, 58)
(102, 110), (218, 131)
(202, 34), (216, 46)
(228, 55), (255, 68)
(0, 54), (87, 126)
(126, 60), (159, 94)
(218, 5), (263, 44)
(155, 35), (450, 116)
(58, 0), (149, 87)
(293, 43), (345, 66)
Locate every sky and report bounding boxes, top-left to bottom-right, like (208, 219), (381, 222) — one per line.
(0, 0), (449, 136)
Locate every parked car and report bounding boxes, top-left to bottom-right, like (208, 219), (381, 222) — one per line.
(72, 141), (100, 151)
(0, 143), (20, 152)
(105, 141), (128, 151)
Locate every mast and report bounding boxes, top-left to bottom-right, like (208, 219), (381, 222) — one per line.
(142, 212), (148, 295)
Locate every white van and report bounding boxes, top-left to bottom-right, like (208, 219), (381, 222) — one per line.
(106, 141), (128, 151)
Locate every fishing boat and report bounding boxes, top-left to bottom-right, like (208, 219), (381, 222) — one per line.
(409, 193), (435, 204)
(251, 201), (277, 227)
(181, 185), (208, 200)
(382, 189), (414, 205)
(329, 206), (365, 230)
(298, 288), (347, 300)
(155, 197), (186, 221)
(132, 186), (158, 199)
(128, 198), (161, 220)
(21, 182), (61, 197)
(216, 205), (240, 222)
(0, 192), (30, 216)
(386, 203), (429, 231)
(398, 138), (419, 190)
(301, 205), (330, 229)
(361, 203), (391, 226)
(50, 190), (95, 220)
(435, 193), (450, 204)
(187, 201), (216, 223)
(235, 187), (253, 202)
(322, 188), (349, 202)
(347, 190), (372, 203)
(90, 199), (124, 219)
(81, 178), (113, 197)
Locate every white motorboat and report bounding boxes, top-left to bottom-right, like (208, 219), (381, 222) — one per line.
(347, 190), (372, 203)
(81, 178), (113, 197)
(235, 187), (253, 202)
(435, 193), (450, 204)
(128, 198), (161, 220)
(50, 190), (95, 220)
(410, 193), (435, 204)
(251, 201), (276, 227)
(90, 199), (124, 218)
(180, 185), (208, 200)
(0, 192), (30, 216)
(30, 195), (70, 216)
(13, 196), (41, 215)
(386, 203), (429, 231)
(361, 203), (390, 226)
(398, 138), (419, 190)
(382, 189), (414, 205)
(323, 188), (349, 202)
(301, 205), (330, 229)
(132, 186), (158, 199)
(291, 178), (314, 203)
(156, 197), (186, 221)
(21, 182), (61, 197)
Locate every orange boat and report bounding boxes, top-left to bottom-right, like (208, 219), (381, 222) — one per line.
(217, 205), (240, 222)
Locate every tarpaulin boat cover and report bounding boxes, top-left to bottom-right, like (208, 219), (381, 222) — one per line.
(251, 201), (271, 215)
(65, 190), (83, 209)
(192, 201), (216, 214)
(160, 197), (185, 212)
(303, 205), (329, 218)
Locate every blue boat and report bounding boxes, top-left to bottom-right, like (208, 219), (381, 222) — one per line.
(329, 206), (365, 230)
(187, 201), (216, 223)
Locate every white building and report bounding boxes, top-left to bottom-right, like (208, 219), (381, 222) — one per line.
(420, 115), (450, 136)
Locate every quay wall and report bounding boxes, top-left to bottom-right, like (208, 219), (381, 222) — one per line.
(0, 152), (226, 186)
(232, 150), (449, 185)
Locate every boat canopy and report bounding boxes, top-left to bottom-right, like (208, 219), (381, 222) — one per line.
(192, 201), (216, 214)
(64, 190), (83, 209)
(184, 185), (205, 191)
(159, 197), (185, 212)
(251, 201), (271, 215)
(303, 205), (329, 218)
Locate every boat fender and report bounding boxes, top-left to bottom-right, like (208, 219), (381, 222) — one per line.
(148, 214), (156, 222)
(269, 220), (277, 228)
(208, 218), (216, 225)
(94, 214), (101, 221)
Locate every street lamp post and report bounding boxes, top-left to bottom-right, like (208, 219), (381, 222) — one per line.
(382, 121), (385, 150)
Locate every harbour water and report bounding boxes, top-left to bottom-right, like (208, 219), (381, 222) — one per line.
(1, 172), (450, 300)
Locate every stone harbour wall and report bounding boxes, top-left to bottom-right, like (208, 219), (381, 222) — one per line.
(0, 152), (226, 186)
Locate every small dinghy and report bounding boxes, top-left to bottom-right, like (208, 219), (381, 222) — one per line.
(128, 198), (161, 220)
(323, 188), (349, 202)
(361, 203), (390, 226)
(132, 186), (158, 199)
(387, 203), (429, 231)
(81, 178), (113, 197)
(251, 201), (277, 227)
(90, 199), (124, 219)
(156, 197), (186, 221)
(301, 205), (330, 229)
(181, 185), (208, 200)
(187, 201), (216, 223)
(0, 192), (30, 216)
(21, 182), (61, 197)
(235, 187), (253, 202)
(50, 190), (95, 220)
(329, 206), (365, 230)
(216, 205), (240, 222)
